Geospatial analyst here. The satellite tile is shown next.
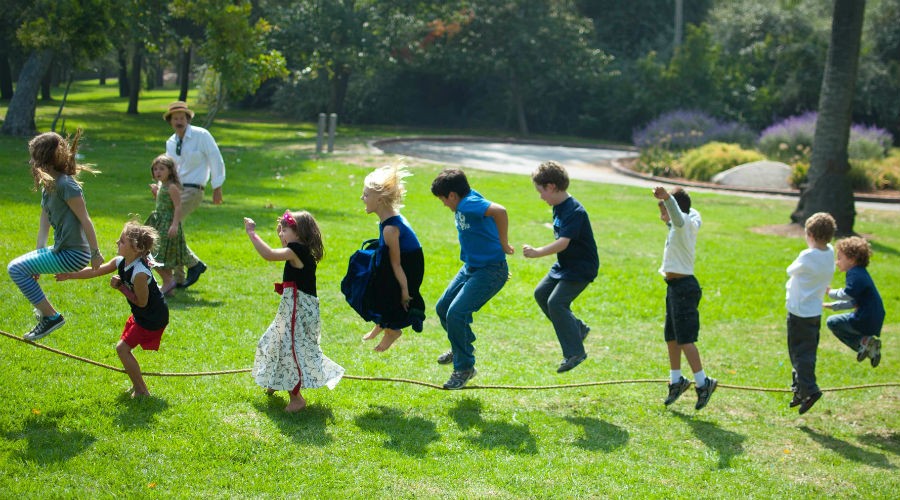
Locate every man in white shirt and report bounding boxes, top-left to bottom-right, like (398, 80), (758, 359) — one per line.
(160, 101), (226, 288)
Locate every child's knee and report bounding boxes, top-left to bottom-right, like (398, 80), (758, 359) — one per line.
(116, 340), (133, 356)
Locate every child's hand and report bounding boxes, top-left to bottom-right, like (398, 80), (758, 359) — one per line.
(653, 186), (669, 200)
(823, 302), (834, 310)
(503, 243), (515, 255)
(149, 182), (159, 198)
(243, 217), (256, 234)
(110, 275), (122, 289)
(401, 291), (411, 311)
(168, 224), (178, 238)
(522, 244), (538, 258)
(55, 273), (71, 282)
(90, 253), (104, 269)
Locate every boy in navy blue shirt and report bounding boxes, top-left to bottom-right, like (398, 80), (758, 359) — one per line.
(432, 168), (514, 389)
(523, 161), (599, 373)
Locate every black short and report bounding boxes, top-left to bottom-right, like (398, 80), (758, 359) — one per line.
(664, 275), (702, 344)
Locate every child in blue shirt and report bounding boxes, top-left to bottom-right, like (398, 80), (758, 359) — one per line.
(825, 236), (885, 367)
(431, 168), (514, 389)
(523, 161), (598, 373)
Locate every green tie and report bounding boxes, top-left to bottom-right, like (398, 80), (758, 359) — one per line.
(176, 137), (183, 156)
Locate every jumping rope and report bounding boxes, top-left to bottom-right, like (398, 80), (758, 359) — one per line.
(3, 328), (898, 393)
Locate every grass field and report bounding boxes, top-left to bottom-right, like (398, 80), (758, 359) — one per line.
(1, 82), (898, 498)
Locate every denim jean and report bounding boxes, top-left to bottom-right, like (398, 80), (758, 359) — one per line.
(787, 313), (821, 398)
(826, 313), (869, 352)
(534, 274), (590, 359)
(436, 261), (508, 371)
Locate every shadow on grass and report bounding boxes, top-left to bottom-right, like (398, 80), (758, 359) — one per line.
(354, 405), (440, 456)
(253, 396), (335, 446)
(449, 398), (538, 455)
(868, 240), (899, 258)
(801, 426), (897, 469)
(113, 392), (170, 430)
(3, 412), (96, 464)
(563, 416), (629, 452)
(672, 411), (746, 469)
(858, 432), (900, 456)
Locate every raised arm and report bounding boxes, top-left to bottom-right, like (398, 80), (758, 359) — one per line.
(243, 218), (303, 264)
(56, 258), (119, 281)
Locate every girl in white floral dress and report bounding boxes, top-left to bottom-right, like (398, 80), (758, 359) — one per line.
(243, 210), (344, 412)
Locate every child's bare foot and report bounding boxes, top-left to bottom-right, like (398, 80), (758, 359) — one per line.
(285, 396), (307, 413)
(362, 325), (382, 341)
(132, 390), (151, 399)
(374, 330), (402, 352)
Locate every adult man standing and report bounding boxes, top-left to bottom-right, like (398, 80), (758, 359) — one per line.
(160, 101), (226, 288)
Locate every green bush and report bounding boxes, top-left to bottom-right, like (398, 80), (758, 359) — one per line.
(636, 147), (684, 177)
(680, 142), (764, 181)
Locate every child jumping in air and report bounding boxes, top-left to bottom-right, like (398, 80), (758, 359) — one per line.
(145, 154), (193, 296)
(825, 236), (885, 367)
(522, 161), (598, 373)
(359, 164), (426, 352)
(56, 222), (169, 398)
(8, 130), (104, 341)
(244, 211), (344, 412)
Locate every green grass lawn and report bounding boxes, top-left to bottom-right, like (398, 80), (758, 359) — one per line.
(1, 82), (898, 498)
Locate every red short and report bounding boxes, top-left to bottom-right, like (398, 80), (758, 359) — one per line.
(120, 315), (165, 351)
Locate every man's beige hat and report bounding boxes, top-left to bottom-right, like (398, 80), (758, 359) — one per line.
(163, 101), (195, 121)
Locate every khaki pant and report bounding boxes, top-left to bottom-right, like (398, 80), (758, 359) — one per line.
(175, 186), (203, 282)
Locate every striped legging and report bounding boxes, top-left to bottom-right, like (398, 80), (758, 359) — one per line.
(8, 247), (91, 305)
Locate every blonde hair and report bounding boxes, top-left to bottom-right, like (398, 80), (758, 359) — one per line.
(151, 154), (181, 187)
(29, 129), (99, 191)
(281, 210), (325, 262)
(121, 221), (159, 260)
(805, 212), (836, 244)
(364, 163), (412, 211)
(835, 236), (872, 268)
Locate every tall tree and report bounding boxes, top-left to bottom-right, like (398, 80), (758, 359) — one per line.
(791, 0), (866, 235)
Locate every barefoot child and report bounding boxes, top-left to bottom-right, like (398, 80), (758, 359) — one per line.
(244, 211), (344, 412)
(56, 222), (168, 397)
(359, 164), (426, 352)
(8, 130), (104, 341)
(145, 154), (193, 296)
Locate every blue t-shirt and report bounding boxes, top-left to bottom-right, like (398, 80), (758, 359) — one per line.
(550, 196), (599, 282)
(456, 190), (506, 268)
(843, 266), (885, 335)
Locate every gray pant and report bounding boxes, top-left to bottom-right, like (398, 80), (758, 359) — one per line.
(175, 186), (203, 282)
(534, 274), (590, 359)
(787, 313), (821, 398)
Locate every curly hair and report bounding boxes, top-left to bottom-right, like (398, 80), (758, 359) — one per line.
(835, 236), (872, 268)
(804, 212), (836, 244)
(364, 163), (412, 211)
(532, 161), (570, 191)
(121, 221), (159, 260)
(282, 210), (325, 262)
(29, 130), (98, 191)
(151, 154), (181, 187)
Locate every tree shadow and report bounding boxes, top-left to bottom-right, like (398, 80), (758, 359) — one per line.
(672, 411), (746, 469)
(354, 405), (440, 457)
(2, 411), (96, 464)
(800, 426), (896, 469)
(563, 416), (629, 452)
(868, 240), (900, 258)
(449, 398), (538, 455)
(113, 392), (170, 430)
(857, 432), (900, 456)
(253, 396), (335, 446)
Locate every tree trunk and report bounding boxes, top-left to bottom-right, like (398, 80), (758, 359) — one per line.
(0, 50), (13, 100)
(127, 44), (143, 115)
(118, 47), (129, 98)
(329, 66), (350, 116)
(510, 73), (529, 135)
(51, 71), (74, 132)
(1, 49), (53, 136)
(178, 44), (192, 101)
(99, 64), (106, 86)
(41, 66), (52, 101)
(791, 0), (865, 236)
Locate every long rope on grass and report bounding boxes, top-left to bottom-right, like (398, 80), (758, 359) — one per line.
(3, 328), (899, 393)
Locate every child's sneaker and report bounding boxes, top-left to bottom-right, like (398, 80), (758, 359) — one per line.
(436, 350), (454, 365)
(443, 368), (476, 390)
(694, 377), (718, 410)
(664, 377), (692, 406)
(868, 337), (882, 368)
(798, 391), (822, 415)
(23, 314), (65, 341)
(857, 337), (870, 362)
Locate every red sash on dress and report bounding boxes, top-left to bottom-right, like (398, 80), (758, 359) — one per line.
(274, 281), (297, 295)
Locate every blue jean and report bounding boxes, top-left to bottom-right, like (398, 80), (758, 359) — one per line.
(534, 274), (590, 359)
(826, 313), (871, 352)
(436, 261), (508, 371)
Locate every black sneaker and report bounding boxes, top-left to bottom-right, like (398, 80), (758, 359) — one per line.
(664, 377), (691, 406)
(868, 337), (882, 368)
(798, 391), (822, 415)
(694, 377), (718, 410)
(857, 340), (869, 362)
(556, 353), (587, 373)
(443, 368), (477, 390)
(789, 392), (802, 408)
(24, 314), (65, 341)
(179, 261), (207, 289)
(436, 350), (453, 365)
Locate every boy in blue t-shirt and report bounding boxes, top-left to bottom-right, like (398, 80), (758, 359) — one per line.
(825, 236), (885, 367)
(523, 161), (598, 373)
(431, 168), (514, 389)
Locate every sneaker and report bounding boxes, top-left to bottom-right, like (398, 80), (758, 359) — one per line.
(443, 368), (477, 390)
(23, 314), (66, 341)
(556, 353), (587, 373)
(868, 337), (882, 368)
(798, 391), (822, 415)
(664, 377), (692, 406)
(179, 261), (207, 289)
(436, 350), (454, 365)
(694, 377), (718, 410)
(857, 339), (869, 362)
(789, 392), (803, 408)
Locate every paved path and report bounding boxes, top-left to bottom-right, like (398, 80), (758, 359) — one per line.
(374, 138), (899, 213)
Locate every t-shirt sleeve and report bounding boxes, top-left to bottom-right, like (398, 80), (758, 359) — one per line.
(288, 242), (314, 267)
(58, 176), (84, 201)
(556, 209), (585, 240)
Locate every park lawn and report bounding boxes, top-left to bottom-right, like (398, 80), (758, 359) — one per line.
(0, 82), (898, 498)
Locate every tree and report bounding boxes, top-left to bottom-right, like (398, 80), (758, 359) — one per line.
(791, 0), (866, 235)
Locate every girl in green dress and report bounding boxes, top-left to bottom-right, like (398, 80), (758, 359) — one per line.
(145, 154), (190, 296)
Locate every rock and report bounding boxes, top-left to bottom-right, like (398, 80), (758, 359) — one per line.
(711, 160), (793, 190)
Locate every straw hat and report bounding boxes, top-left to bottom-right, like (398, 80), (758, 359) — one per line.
(163, 101), (195, 121)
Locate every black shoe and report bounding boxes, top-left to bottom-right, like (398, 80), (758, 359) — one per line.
(695, 377), (718, 410)
(436, 350), (453, 365)
(24, 314), (65, 341)
(556, 353), (587, 373)
(179, 261), (207, 289)
(443, 368), (476, 390)
(868, 337), (882, 368)
(664, 377), (692, 406)
(789, 393), (802, 408)
(798, 391), (822, 415)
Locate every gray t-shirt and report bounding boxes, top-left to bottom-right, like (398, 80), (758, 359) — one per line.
(41, 175), (88, 252)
